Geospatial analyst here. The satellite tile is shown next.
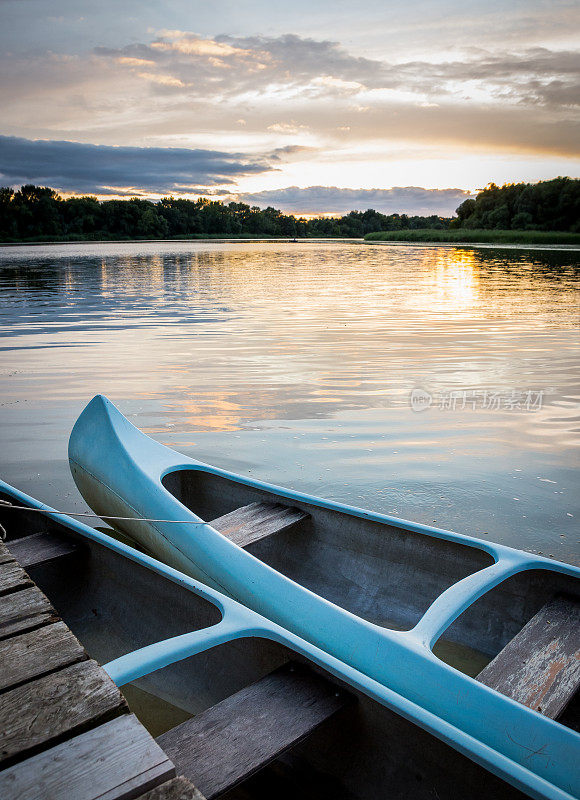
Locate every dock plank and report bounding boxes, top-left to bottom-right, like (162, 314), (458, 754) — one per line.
(210, 502), (309, 549)
(0, 560), (32, 595)
(0, 584), (57, 639)
(477, 595), (580, 718)
(0, 659), (128, 764)
(0, 621), (86, 692)
(157, 662), (349, 799)
(7, 531), (80, 569)
(0, 714), (174, 800)
(0, 540), (15, 565)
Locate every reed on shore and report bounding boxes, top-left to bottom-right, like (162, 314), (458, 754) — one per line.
(364, 229), (580, 245)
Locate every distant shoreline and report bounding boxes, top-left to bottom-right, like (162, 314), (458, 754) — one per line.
(1, 236), (579, 252)
(0, 235), (361, 247)
(0, 234), (312, 246)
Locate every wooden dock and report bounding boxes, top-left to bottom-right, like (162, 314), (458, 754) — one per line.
(0, 537), (205, 800)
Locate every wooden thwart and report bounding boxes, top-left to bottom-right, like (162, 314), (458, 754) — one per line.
(210, 501), (309, 549)
(477, 595), (580, 719)
(0, 714), (175, 800)
(157, 662), (350, 799)
(7, 531), (80, 569)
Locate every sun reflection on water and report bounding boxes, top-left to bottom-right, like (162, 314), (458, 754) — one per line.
(432, 249), (479, 310)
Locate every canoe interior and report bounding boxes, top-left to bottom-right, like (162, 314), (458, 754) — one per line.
(161, 468), (579, 662)
(442, 568), (580, 659)
(162, 469), (493, 629)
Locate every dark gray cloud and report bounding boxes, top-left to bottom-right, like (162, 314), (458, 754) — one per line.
(0, 135), (272, 194)
(270, 145), (317, 160)
(238, 186), (474, 216)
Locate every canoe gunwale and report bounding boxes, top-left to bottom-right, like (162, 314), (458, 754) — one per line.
(160, 461), (501, 561)
(156, 460), (578, 580)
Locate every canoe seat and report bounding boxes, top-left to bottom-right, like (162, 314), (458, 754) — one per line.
(157, 661), (351, 799)
(7, 532), (80, 569)
(476, 595), (580, 719)
(209, 501), (309, 549)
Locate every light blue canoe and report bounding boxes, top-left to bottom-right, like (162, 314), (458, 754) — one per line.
(68, 394), (580, 800)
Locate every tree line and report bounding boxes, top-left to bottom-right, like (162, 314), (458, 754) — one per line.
(0, 177), (577, 242)
(0, 185), (449, 242)
(454, 177), (579, 232)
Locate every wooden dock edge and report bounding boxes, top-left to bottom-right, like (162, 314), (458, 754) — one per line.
(0, 538), (206, 800)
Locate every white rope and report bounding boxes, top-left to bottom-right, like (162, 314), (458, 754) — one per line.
(0, 499), (206, 525)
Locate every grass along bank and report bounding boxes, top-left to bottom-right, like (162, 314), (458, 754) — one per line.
(364, 229), (580, 245)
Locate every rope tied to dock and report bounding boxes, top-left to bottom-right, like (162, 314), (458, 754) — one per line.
(0, 499), (207, 536)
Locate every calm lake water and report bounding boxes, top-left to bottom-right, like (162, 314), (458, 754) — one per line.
(0, 240), (578, 563)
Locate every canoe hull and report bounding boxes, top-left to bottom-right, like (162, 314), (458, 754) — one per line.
(66, 395), (580, 800)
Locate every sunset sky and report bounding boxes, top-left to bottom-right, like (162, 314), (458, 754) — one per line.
(0, 0), (578, 215)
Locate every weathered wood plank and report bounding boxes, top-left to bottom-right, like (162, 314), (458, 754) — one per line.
(210, 502), (309, 549)
(138, 776), (206, 800)
(0, 714), (174, 800)
(0, 539), (15, 565)
(0, 585), (57, 640)
(0, 621), (86, 692)
(477, 595), (580, 718)
(7, 531), (80, 569)
(0, 560), (32, 595)
(157, 662), (350, 799)
(0, 659), (128, 764)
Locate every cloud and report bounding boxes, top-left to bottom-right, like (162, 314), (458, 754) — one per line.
(237, 186), (474, 216)
(94, 32), (381, 98)
(418, 47), (580, 107)
(95, 32), (580, 109)
(269, 145), (317, 160)
(0, 135), (273, 194)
